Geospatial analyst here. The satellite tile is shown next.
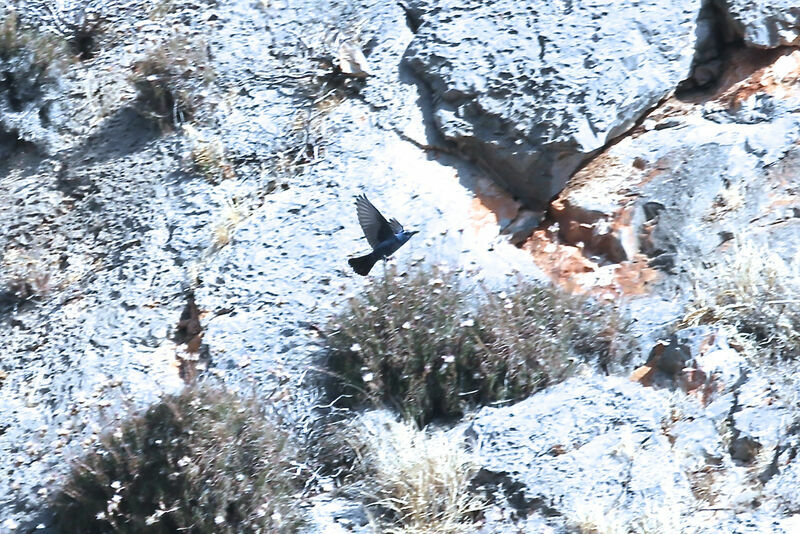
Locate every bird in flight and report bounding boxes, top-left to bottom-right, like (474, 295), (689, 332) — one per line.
(348, 194), (418, 276)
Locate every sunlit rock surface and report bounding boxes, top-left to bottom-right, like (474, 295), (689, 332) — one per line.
(403, 0), (700, 207)
(721, 0), (800, 47)
(1, 0), (800, 532)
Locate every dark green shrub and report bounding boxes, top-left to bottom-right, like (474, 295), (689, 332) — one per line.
(325, 264), (627, 424)
(53, 384), (302, 533)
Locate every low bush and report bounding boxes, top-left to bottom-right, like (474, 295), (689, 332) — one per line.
(682, 240), (800, 360)
(52, 384), (303, 533)
(325, 264), (627, 424)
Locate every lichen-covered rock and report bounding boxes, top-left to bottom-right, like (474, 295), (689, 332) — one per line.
(720, 0), (800, 48)
(403, 0), (701, 207)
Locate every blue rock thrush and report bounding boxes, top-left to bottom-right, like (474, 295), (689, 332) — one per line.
(348, 194), (418, 276)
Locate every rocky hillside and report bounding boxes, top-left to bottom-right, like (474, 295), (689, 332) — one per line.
(1, 0), (799, 532)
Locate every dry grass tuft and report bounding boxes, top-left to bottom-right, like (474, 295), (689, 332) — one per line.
(349, 415), (482, 533)
(129, 33), (215, 129)
(0, 7), (68, 117)
(36, 0), (107, 60)
(1, 248), (54, 301)
(184, 124), (235, 183)
(149, 0), (178, 18)
(191, 136), (235, 183)
(0, 8), (68, 70)
(52, 384), (303, 533)
(269, 109), (325, 179)
(325, 263), (627, 424)
(571, 500), (682, 534)
(211, 197), (248, 250)
(682, 239), (800, 360)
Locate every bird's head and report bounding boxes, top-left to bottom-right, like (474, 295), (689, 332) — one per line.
(399, 229), (418, 242)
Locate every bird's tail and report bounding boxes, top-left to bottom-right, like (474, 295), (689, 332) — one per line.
(348, 252), (379, 276)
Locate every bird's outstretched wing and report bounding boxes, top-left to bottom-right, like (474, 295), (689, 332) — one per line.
(355, 194), (395, 249)
(388, 218), (404, 234)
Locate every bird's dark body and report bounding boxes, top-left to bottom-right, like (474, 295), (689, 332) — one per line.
(348, 236), (409, 275)
(348, 194), (417, 276)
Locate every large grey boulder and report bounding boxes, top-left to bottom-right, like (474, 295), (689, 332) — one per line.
(403, 0), (701, 207)
(720, 0), (800, 48)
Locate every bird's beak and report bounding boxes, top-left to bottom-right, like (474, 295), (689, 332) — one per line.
(410, 230), (419, 236)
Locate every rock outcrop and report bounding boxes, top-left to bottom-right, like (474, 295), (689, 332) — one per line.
(544, 47), (800, 285)
(720, 0), (800, 48)
(472, 373), (800, 533)
(0, 2), (540, 528)
(2, 0), (800, 531)
(403, 0), (701, 207)
(472, 377), (692, 531)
